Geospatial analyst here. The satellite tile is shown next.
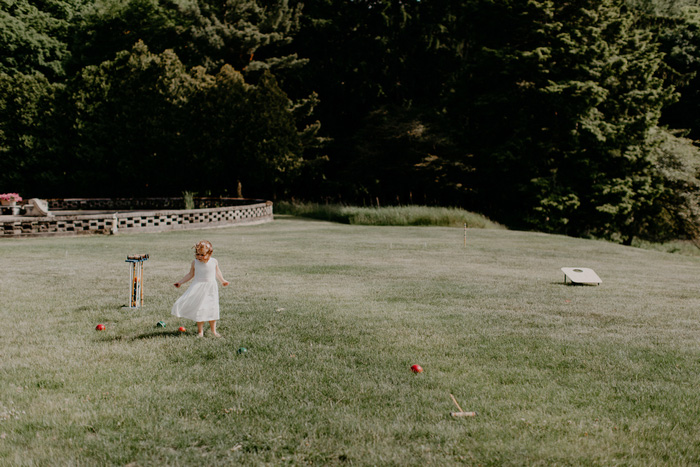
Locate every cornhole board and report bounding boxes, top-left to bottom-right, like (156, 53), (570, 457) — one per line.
(561, 267), (601, 286)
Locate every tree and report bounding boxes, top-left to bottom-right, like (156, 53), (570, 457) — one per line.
(68, 41), (194, 195)
(0, 72), (66, 195)
(435, 0), (678, 242)
(63, 0), (319, 198)
(66, 41), (306, 197)
(640, 127), (700, 244)
(284, 0), (453, 203)
(69, 0), (305, 75)
(633, 1), (700, 141)
(0, 0), (84, 79)
(239, 70), (303, 197)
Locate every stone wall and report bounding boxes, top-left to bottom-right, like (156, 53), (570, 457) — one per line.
(46, 197), (259, 211)
(0, 198), (273, 237)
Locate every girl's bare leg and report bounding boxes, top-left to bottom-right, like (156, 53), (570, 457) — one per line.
(197, 321), (204, 337)
(209, 320), (220, 337)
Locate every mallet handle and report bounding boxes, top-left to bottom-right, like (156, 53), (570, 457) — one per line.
(450, 393), (464, 412)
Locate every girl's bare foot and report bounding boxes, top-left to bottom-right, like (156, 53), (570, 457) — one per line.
(197, 332), (204, 338)
(211, 332), (222, 338)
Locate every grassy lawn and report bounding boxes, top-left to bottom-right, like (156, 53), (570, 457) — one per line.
(2, 216), (700, 465)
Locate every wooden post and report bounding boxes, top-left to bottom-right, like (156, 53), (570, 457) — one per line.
(140, 261), (145, 306)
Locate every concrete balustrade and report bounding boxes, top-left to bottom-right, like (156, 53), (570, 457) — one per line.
(0, 198), (273, 237)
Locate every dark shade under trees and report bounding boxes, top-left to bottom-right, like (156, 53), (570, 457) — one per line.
(2, 0), (700, 245)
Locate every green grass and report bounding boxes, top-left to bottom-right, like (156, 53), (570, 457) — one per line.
(631, 237), (700, 257)
(275, 201), (504, 229)
(2, 216), (700, 465)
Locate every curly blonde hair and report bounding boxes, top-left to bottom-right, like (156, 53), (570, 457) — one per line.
(194, 240), (213, 257)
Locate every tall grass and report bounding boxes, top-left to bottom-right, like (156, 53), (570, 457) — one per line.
(2, 218), (700, 465)
(275, 201), (504, 229)
(182, 191), (196, 210)
(631, 237), (700, 256)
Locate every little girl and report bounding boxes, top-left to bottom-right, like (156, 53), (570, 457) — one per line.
(172, 240), (229, 337)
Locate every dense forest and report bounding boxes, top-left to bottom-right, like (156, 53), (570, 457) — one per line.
(3, 0), (700, 244)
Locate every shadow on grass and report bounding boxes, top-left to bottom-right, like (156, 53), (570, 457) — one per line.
(551, 282), (600, 287)
(95, 331), (187, 343)
(134, 330), (189, 340)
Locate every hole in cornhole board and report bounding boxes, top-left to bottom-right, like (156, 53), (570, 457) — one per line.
(561, 267), (601, 286)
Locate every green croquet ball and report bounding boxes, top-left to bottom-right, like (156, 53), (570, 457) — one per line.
(156, 321), (166, 328)
(237, 347), (247, 354)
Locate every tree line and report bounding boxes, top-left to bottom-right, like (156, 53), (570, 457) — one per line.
(3, 0), (700, 244)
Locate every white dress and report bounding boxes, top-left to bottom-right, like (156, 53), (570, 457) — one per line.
(171, 258), (220, 322)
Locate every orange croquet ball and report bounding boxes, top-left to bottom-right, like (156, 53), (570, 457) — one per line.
(411, 364), (423, 373)
(178, 326), (186, 333)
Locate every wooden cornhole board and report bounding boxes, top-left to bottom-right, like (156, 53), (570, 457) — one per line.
(561, 267), (601, 286)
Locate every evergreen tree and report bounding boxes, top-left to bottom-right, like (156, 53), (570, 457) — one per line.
(69, 0), (305, 75)
(440, 0), (677, 242)
(637, 1), (700, 141)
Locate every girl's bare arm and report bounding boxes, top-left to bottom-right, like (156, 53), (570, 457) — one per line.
(174, 261), (195, 288)
(216, 263), (229, 286)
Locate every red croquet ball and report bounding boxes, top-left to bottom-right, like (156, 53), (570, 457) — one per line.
(95, 324), (105, 331)
(411, 364), (423, 373)
(178, 326), (186, 332)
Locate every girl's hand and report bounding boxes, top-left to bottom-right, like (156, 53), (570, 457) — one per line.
(174, 282), (181, 288)
(222, 281), (230, 287)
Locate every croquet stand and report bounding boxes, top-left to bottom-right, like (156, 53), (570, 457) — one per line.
(126, 254), (149, 308)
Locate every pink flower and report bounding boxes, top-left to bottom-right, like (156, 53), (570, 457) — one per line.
(0, 193), (22, 203)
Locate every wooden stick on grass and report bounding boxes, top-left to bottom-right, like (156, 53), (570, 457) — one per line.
(450, 394), (477, 417)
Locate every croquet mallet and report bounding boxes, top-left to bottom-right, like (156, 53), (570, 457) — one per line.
(450, 394), (477, 417)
